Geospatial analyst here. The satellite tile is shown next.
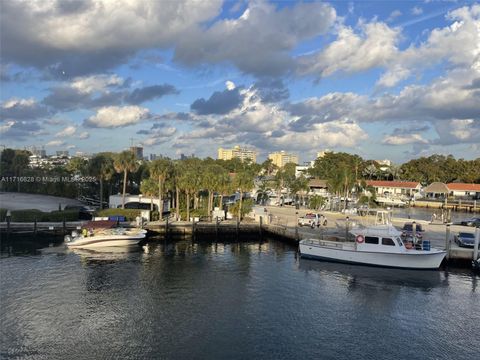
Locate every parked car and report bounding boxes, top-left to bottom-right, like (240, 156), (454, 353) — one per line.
(401, 222), (424, 239)
(64, 205), (94, 220)
(298, 213), (327, 227)
(460, 217), (480, 227)
(454, 232), (478, 248)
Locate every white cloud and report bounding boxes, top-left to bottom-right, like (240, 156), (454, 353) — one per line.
(142, 127), (177, 146)
(387, 10), (402, 22)
(71, 74), (123, 94)
(55, 125), (76, 137)
(77, 131), (90, 139)
(174, 1), (337, 76)
(2, 97), (36, 109)
(382, 134), (428, 145)
(297, 22), (400, 77)
(378, 4), (480, 87)
(1, 0), (223, 75)
(46, 140), (66, 147)
(0, 121), (15, 133)
(412, 7), (423, 16)
(270, 120), (368, 150)
(225, 81), (236, 91)
(84, 106), (150, 128)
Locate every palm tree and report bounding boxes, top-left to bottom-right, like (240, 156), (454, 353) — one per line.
(216, 170), (232, 210)
(140, 178), (158, 211)
(114, 150), (139, 209)
(150, 158), (173, 218)
(256, 180), (272, 205)
(234, 166), (255, 220)
(89, 153), (115, 209)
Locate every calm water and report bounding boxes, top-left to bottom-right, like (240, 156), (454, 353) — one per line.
(390, 207), (473, 222)
(1, 238), (479, 360)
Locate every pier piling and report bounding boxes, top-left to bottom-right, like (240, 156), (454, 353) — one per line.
(474, 228), (479, 263)
(445, 225), (451, 260)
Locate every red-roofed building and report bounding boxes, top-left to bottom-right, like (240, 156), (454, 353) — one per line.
(366, 180), (422, 198)
(447, 183), (480, 199)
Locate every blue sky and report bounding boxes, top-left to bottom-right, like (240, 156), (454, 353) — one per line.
(1, 0), (479, 164)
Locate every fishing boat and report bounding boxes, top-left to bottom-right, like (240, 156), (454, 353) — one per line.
(64, 220), (146, 248)
(299, 224), (446, 270)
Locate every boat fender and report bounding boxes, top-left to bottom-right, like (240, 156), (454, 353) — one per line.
(356, 235), (364, 244)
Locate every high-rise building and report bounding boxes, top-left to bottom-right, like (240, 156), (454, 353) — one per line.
(130, 146), (143, 159)
(268, 151), (298, 168)
(217, 146), (256, 163)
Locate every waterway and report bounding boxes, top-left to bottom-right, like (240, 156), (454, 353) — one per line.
(391, 207), (472, 223)
(1, 238), (479, 360)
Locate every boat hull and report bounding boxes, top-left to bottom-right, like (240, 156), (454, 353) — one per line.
(299, 242), (446, 270)
(66, 234), (145, 248)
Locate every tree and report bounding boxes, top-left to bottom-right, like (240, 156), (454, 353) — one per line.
(114, 151), (139, 209)
(309, 195), (326, 210)
(140, 178), (158, 211)
(261, 158), (278, 176)
(363, 164), (378, 180)
(89, 153), (115, 209)
(290, 175), (309, 206)
(150, 158), (174, 217)
(234, 166), (255, 220)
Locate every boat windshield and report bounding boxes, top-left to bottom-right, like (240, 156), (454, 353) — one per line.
(395, 237), (403, 247)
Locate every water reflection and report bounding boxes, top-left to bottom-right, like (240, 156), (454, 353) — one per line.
(298, 258), (449, 291)
(70, 245), (143, 264)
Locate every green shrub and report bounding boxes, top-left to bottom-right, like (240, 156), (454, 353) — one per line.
(179, 208), (208, 221)
(11, 209), (43, 222)
(228, 198), (254, 219)
(8, 209), (81, 222)
(95, 208), (141, 221)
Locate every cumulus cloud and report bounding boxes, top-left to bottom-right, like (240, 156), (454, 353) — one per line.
(174, 1), (336, 76)
(1, 97), (50, 120)
(46, 140), (66, 147)
(0, 121), (43, 141)
(383, 134), (428, 145)
(433, 119), (480, 145)
(84, 106), (150, 128)
(264, 120), (369, 151)
(125, 84), (179, 105)
(297, 22), (400, 78)
(191, 87), (244, 115)
(377, 4), (480, 87)
(71, 74), (124, 94)
(55, 125), (76, 137)
(0, 0), (222, 76)
(77, 131), (90, 139)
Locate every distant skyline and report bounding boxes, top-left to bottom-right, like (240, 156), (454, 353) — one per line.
(1, 0), (479, 164)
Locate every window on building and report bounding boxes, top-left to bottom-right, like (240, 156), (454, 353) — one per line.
(365, 236), (378, 244)
(382, 238), (395, 246)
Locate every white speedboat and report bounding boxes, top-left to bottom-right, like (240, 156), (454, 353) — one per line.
(299, 225), (446, 270)
(375, 196), (406, 207)
(64, 227), (146, 248)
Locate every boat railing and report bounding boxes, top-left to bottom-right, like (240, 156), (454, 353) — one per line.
(302, 238), (345, 249)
